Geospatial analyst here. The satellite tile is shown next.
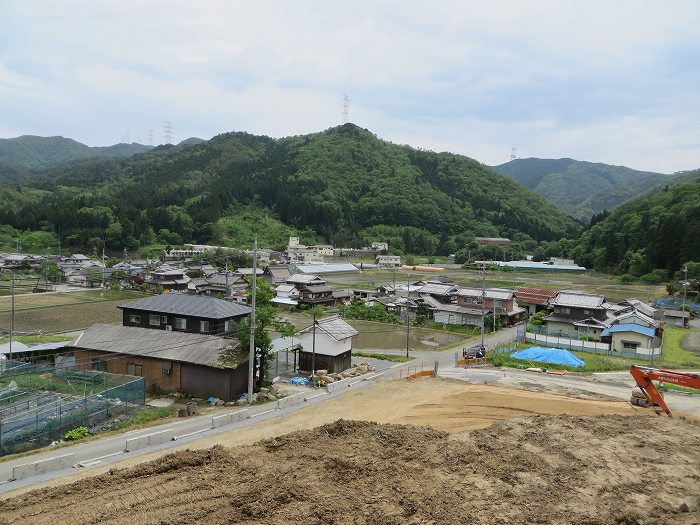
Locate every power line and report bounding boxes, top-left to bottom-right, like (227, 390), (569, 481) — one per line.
(342, 95), (350, 123)
(163, 121), (174, 144)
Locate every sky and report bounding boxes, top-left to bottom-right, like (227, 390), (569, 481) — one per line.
(1, 1), (699, 173)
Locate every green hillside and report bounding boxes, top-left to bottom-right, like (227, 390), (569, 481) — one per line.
(572, 170), (700, 275)
(0, 135), (152, 172)
(0, 124), (581, 256)
(492, 158), (669, 222)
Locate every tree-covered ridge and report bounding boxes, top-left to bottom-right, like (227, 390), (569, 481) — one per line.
(493, 157), (670, 222)
(572, 170), (700, 275)
(0, 135), (152, 173)
(0, 124), (580, 255)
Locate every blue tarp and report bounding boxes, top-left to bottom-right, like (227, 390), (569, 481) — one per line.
(510, 347), (585, 367)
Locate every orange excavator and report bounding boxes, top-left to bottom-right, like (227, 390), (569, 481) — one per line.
(629, 365), (700, 416)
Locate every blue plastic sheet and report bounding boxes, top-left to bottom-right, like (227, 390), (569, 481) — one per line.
(510, 347), (585, 367)
(290, 377), (311, 386)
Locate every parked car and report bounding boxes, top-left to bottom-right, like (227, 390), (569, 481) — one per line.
(463, 344), (487, 359)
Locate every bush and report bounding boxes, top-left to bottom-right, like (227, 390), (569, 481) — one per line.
(618, 274), (636, 284)
(639, 269), (667, 284)
(64, 426), (89, 441)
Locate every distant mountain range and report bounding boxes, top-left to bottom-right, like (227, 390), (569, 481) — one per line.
(0, 124), (580, 255)
(0, 135), (154, 174)
(572, 168), (700, 274)
(492, 158), (672, 222)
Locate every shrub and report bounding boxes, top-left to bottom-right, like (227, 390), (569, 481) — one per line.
(639, 269), (667, 284)
(618, 274), (636, 284)
(64, 426), (89, 441)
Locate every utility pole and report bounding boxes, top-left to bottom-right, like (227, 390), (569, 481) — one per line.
(9, 274), (15, 362)
(247, 236), (258, 403)
(406, 273), (411, 358)
(311, 310), (317, 380)
(682, 266), (688, 312)
(493, 293), (497, 332)
(480, 264), (485, 346)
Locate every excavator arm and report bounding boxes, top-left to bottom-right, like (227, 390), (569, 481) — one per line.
(629, 365), (700, 416)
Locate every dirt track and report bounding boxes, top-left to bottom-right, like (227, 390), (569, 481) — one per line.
(0, 379), (698, 524)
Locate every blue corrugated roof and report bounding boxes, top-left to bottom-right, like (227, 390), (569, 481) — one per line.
(601, 323), (655, 338)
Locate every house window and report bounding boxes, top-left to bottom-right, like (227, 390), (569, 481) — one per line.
(175, 317), (187, 330)
(561, 307), (570, 314)
(622, 341), (640, 350)
(583, 310), (590, 315)
(91, 358), (107, 372)
(161, 315), (168, 324)
(129, 314), (141, 324)
(224, 320), (233, 332)
(149, 314), (161, 326)
(126, 363), (143, 376)
(200, 320), (210, 333)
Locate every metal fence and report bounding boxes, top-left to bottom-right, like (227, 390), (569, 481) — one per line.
(517, 328), (662, 361)
(0, 360), (145, 455)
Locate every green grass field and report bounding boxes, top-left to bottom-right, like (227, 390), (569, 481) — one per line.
(659, 325), (700, 368)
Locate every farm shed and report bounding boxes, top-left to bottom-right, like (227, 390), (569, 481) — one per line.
(71, 324), (248, 401)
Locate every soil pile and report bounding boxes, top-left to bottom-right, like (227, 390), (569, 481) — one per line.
(1, 415), (699, 525)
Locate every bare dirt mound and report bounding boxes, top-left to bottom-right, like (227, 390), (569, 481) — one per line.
(1, 415), (699, 525)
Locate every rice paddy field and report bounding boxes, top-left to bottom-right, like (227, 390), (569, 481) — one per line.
(324, 266), (667, 303)
(0, 290), (143, 334)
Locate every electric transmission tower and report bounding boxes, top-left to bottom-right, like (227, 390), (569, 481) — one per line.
(342, 95), (350, 123)
(163, 121), (174, 144)
(510, 147), (517, 161)
(148, 129), (154, 146)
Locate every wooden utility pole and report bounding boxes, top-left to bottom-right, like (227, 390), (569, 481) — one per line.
(247, 237), (257, 403)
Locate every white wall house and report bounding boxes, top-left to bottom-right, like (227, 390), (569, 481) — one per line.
(375, 255), (402, 268)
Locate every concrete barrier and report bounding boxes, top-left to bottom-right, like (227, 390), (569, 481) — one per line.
(289, 392), (307, 406)
(325, 377), (355, 394)
(12, 453), (75, 481)
(211, 409), (249, 428)
(125, 429), (174, 452)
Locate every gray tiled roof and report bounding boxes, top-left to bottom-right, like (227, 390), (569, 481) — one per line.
(552, 292), (605, 309)
(119, 293), (251, 319)
(71, 324), (243, 368)
(299, 315), (358, 341)
(419, 283), (457, 296)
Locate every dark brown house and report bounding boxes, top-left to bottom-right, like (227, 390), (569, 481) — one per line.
(71, 324), (248, 400)
(119, 293), (251, 335)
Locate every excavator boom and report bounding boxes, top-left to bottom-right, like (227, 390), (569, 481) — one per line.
(629, 365), (700, 416)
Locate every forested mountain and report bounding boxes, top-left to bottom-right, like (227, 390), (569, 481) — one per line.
(0, 135), (152, 173)
(0, 124), (581, 256)
(492, 158), (670, 222)
(571, 169), (700, 275)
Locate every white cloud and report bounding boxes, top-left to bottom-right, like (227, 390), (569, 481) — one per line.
(0, 1), (698, 171)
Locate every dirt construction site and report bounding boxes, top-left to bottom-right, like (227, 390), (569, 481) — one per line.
(0, 378), (699, 524)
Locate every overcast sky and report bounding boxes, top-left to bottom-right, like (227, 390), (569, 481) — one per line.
(1, 1), (698, 173)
